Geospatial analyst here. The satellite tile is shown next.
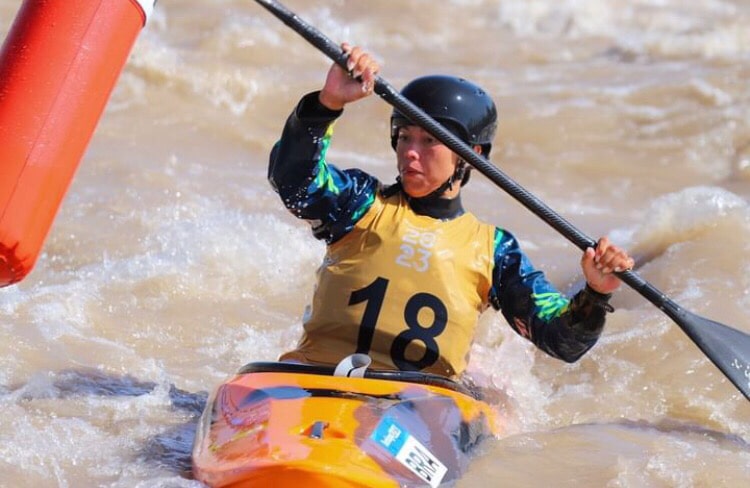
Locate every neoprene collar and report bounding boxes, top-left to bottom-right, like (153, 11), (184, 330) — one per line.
(408, 192), (465, 220)
(383, 182), (465, 220)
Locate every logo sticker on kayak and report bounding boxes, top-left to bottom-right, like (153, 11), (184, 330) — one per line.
(371, 416), (447, 487)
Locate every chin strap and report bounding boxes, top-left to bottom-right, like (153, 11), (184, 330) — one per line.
(420, 161), (469, 200)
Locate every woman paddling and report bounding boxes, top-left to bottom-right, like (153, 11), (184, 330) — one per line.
(268, 43), (634, 378)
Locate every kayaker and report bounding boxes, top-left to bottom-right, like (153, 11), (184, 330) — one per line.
(268, 43), (635, 378)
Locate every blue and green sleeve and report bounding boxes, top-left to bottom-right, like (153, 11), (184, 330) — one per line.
(489, 228), (611, 363)
(268, 91), (379, 244)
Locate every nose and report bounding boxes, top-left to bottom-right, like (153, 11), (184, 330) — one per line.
(405, 147), (420, 160)
(399, 140), (421, 160)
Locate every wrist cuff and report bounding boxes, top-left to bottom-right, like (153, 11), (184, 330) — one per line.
(583, 284), (614, 313)
(296, 91), (344, 121)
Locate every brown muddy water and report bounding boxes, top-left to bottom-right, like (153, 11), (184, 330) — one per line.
(1, 0), (749, 486)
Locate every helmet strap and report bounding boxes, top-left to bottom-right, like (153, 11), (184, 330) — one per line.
(421, 161), (467, 199)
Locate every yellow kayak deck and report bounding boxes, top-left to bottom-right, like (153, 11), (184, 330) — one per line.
(192, 362), (503, 487)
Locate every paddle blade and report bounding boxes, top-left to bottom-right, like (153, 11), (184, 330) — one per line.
(674, 307), (750, 401)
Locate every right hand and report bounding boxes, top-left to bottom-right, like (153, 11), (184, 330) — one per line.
(318, 43), (380, 111)
(581, 236), (634, 294)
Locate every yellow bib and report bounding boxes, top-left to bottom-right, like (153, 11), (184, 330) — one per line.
(281, 191), (495, 377)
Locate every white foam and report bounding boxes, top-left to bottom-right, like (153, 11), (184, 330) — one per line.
(494, 0), (749, 59)
(108, 195), (325, 297)
(125, 18), (271, 116)
(688, 79), (733, 107)
(468, 314), (554, 432)
(127, 478), (204, 488)
(630, 186), (748, 258)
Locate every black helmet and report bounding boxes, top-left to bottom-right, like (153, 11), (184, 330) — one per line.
(390, 75), (498, 157)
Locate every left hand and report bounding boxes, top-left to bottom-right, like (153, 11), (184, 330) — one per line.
(581, 236), (634, 294)
(318, 43), (379, 111)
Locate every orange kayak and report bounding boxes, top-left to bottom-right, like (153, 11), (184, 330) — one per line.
(192, 361), (502, 487)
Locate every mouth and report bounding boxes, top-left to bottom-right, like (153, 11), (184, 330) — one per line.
(400, 165), (423, 177)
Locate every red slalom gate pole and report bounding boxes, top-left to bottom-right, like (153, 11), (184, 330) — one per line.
(0, 0), (156, 286)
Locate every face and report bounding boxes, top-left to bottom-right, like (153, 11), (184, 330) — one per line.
(395, 125), (460, 198)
